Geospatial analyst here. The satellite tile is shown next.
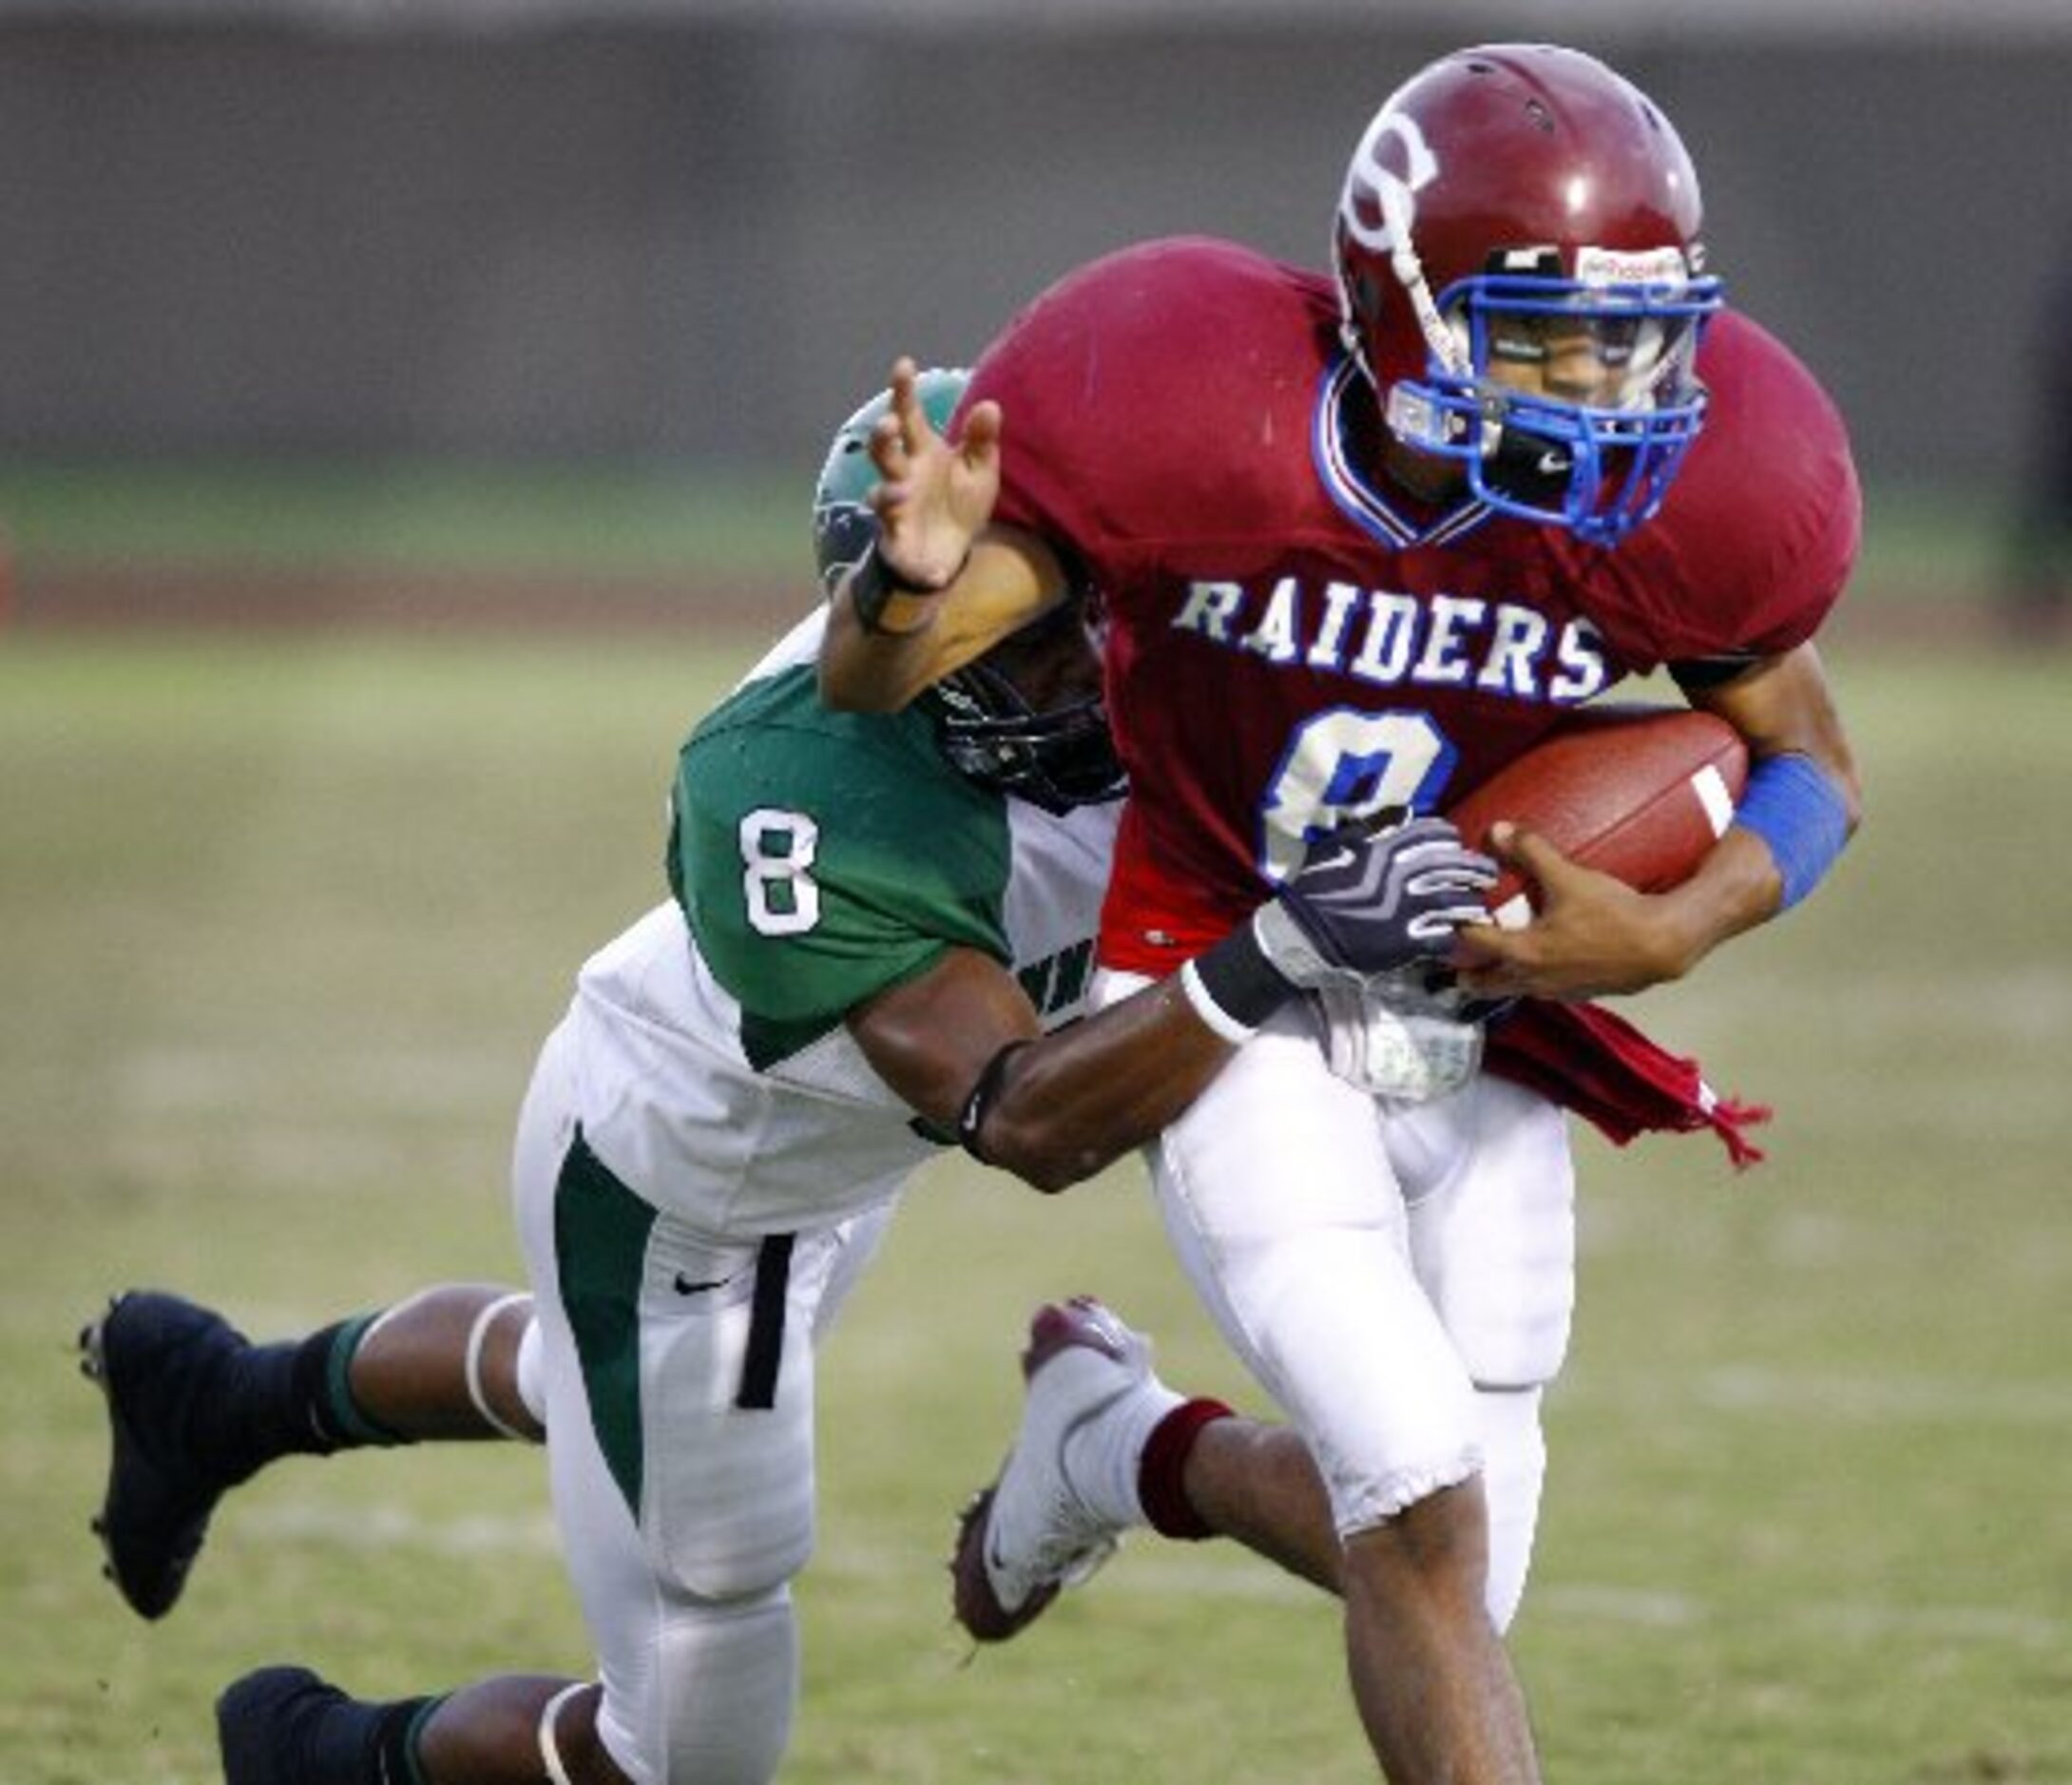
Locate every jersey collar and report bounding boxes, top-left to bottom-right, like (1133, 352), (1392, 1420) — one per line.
(1313, 355), (1492, 550)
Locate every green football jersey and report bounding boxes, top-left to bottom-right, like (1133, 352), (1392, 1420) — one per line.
(674, 652), (1013, 1070)
(562, 612), (1118, 1236)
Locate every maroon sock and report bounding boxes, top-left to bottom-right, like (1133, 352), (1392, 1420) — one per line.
(1137, 1397), (1235, 1540)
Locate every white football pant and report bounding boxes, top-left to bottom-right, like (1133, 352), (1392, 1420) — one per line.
(512, 1019), (892, 1785)
(1100, 970), (1575, 1631)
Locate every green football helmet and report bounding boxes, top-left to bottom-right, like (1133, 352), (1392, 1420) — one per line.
(812, 367), (971, 601)
(811, 372), (1124, 816)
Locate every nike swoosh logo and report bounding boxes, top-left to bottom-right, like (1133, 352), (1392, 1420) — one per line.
(674, 1273), (731, 1296)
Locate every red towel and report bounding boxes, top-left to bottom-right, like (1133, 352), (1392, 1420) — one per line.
(1485, 999), (1771, 1169)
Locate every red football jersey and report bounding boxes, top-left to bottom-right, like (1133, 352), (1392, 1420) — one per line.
(968, 236), (1859, 975)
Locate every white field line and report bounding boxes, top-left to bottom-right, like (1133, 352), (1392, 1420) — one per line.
(1528, 1583), (2066, 1648)
(238, 1490), (2067, 1652)
(1673, 965), (2072, 1042)
(1564, 1364), (2072, 1427)
(115, 1046), (512, 1113)
(243, 1499), (560, 1556)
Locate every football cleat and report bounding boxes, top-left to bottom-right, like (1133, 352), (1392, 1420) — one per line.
(217, 1665), (363, 1785)
(79, 1290), (258, 1620)
(950, 1296), (1151, 1642)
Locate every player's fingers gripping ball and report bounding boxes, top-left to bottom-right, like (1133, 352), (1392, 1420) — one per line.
(1446, 706), (1749, 929)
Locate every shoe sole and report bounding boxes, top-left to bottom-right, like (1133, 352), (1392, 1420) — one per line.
(951, 1485), (1061, 1641)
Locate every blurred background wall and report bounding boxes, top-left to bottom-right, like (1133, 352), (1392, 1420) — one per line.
(1, 0), (2066, 499)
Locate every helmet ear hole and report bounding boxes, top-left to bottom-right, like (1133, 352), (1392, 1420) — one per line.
(811, 502), (878, 603)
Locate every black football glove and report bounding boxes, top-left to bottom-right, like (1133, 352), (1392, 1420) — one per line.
(1260, 816), (1498, 986)
(1185, 815), (1498, 1035)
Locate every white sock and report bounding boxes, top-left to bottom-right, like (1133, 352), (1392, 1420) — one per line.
(1062, 1377), (1187, 1528)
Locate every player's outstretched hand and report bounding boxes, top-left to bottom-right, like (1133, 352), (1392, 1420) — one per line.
(1258, 816), (1498, 988)
(867, 355), (1003, 591)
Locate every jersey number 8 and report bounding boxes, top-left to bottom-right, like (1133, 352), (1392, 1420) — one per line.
(1258, 709), (1456, 880)
(739, 808), (821, 936)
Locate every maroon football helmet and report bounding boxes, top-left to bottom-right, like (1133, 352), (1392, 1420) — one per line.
(1333, 44), (1724, 546)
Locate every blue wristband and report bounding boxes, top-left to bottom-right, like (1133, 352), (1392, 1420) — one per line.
(1732, 752), (1851, 910)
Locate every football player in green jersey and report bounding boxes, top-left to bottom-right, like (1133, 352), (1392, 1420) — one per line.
(83, 374), (1495, 1785)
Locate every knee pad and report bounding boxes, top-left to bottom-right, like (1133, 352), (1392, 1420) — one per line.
(642, 1281), (818, 1601)
(548, 1151), (835, 1604)
(1404, 1080), (1576, 1390)
(636, 1219), (890, 1601)
(592, 1586), (798, 1785)
(655, 1585), (798, 1785)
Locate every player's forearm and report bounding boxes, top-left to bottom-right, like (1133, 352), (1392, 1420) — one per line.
(819, 526), (1070, 713)
(1642, 752), (1860, 987)
(976, 822), (1500, 1181)
(1647, 824), (1796, 978)
(969, 980), (1236, 1193)
(1664, 642), (1863, 964)
(1695, 643), (1864, 885)
(817, 572), (946, 711)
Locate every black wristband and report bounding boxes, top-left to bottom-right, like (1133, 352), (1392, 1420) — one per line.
(957, 1039), (1033, 1162)
(1183, 921), (1295, 1039)
(847, 539), (959, 636)
(1667, 651), (1761, 693)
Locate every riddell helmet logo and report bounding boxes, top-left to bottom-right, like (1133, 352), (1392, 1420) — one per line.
(1574, 244), (1694, 287)
(1339, 108), (1438, 254)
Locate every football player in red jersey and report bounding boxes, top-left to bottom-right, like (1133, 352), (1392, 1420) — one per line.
(821, 42), (1863, 1785)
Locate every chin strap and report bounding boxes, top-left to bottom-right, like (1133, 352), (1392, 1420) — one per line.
(1372, 161), (1470, 384)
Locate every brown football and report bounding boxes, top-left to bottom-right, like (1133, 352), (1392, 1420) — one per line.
(1446, 705), (1749, 928)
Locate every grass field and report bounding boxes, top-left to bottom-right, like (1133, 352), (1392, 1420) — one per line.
(4, 613), (2070, 1782)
